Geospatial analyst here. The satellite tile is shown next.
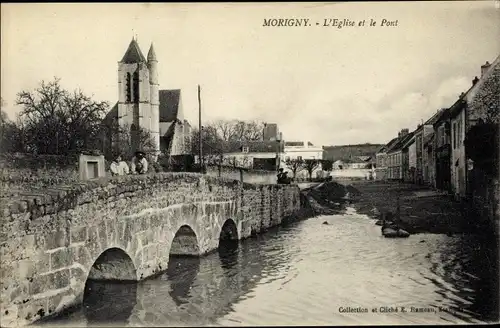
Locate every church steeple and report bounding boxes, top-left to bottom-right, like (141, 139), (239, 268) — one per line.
(120, 38), (147, 64)
(147, 43), (157, 62)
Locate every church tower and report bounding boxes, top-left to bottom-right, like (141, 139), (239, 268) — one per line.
(147, 43), (160, 152)
(117, 37), (157, 152)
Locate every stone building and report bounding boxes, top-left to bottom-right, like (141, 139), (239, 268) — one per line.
(104, 38), (191, 158)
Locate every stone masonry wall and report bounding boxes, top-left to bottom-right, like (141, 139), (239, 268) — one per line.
(0, 172), (303, 327)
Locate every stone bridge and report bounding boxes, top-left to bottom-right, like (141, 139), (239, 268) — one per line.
(0, 173), (303, 327)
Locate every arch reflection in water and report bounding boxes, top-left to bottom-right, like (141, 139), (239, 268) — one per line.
(219, 219), (240, 269)
(83, 248), (138, 325)
(165, 256), (201, 306)
(83, 280), (138, 325)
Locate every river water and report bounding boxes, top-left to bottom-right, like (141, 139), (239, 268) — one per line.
(44, 207), (498, 326)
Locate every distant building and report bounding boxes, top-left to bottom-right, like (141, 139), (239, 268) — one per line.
(385, 129), (414, 180)
(282, 141), (323, 179)
(413, 116), (437, 185)
(263, 123), (280, 141)
(104, 38), (191, 158)
(375, 138), (399, 180)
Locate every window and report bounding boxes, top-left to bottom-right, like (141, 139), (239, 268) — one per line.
(242, 146), (249, 153)
(133, 71), (139, 103)
(457, 119), (462, 148)
(452, 122), (456, 149)
(126, 73), (132, 102)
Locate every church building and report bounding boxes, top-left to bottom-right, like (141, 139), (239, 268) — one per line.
(104, 38), (191, 158)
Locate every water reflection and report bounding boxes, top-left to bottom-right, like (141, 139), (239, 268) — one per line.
(164, 256), (201, 306)
(83, 280), (137, 325)
(50, 211), (498, 326)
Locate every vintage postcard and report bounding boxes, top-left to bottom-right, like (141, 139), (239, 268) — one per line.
(1, 1), (499, 327)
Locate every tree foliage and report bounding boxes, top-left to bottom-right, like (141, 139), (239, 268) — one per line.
(12, 77), (109, 155)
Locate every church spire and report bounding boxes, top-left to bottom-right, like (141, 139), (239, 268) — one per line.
(147, 43), (157, 62)
(120, 38), (146, 64)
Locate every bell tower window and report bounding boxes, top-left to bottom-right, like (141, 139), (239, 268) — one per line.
(133, 71), (139, 103)
(126, 73), (132, 102)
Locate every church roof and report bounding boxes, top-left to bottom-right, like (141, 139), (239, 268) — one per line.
(120, 39), (147, 64)
(159, 89), (181, 122)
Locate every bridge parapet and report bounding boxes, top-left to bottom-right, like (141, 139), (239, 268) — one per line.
(0, 172), (303, 327)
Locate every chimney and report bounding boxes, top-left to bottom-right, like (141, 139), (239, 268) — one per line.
(481, 61), (491, 77)
(472, 76), (479, 86)
(398, 128), (409, 139)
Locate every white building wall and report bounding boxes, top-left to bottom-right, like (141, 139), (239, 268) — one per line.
(409, 142), (417, 169)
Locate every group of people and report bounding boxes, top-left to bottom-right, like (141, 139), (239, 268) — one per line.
(109, 151), (149, 176)
(277, 168), (291, 184)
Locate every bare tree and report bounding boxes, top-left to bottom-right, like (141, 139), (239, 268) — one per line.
(209, 119), (265, 142)
(284, 158), (304, 179)
(302, 159), (320, 181)
(15, 77), (109, 155)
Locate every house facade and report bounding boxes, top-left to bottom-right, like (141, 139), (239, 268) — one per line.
(433, 108), (452, 191)
(449, 57), (499, 200)
(449, 94), (469, 199)
(465, 57), (500, 228)
(385, 129), (413, 180)
(401, 133), (415, 182)
(408, 139), (417, 183)
(222, 140), (284, 170)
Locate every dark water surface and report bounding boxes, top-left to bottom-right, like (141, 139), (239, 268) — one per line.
(43, 207), (498, 326)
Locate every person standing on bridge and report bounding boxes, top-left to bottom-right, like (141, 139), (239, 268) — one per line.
(131, 151), (148, 174)
(110, 154), (130, 176)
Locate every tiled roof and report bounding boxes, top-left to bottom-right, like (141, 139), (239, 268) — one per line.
(387, 132), (415, 153)
(159, 89), (181, 123)
(433, 108), (450, 126)
(377, 138), (398, 153)
(424, 108), (447, 126)
(121, 39), (147, 63)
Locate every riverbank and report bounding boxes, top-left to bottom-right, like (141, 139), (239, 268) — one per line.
(299, 179), (495, 235)
(349, 180), (491, 235)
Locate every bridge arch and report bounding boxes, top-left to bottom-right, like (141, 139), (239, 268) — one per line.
(170, 225), (200, 257)
(86, 247), (137, 282)
(83, 248), (137, 324)
(219, 219), (239, 243)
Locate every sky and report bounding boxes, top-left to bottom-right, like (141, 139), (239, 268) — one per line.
(1, 1), (499, 146)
